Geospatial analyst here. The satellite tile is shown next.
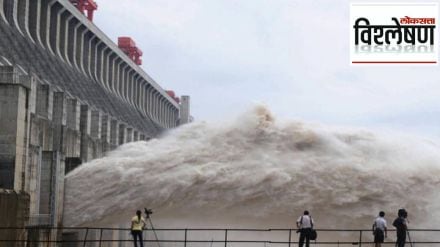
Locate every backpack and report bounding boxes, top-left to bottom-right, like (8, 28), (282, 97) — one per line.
(310, 229), (318, 240)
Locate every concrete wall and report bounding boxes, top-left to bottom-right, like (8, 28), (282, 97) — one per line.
(0, 0), (191, 244)
(180, 95), (191, 124)
(0, 0), (182, 133)
(0, 189), (30, 247)
(0, 65), (174, 232)
(0, 67), (29, 191)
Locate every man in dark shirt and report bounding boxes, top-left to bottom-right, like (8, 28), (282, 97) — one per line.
(392, 209), (408, 247)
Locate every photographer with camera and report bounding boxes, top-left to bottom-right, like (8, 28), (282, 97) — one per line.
(131, 210), (147, 247)
(393, 209), (408, 247)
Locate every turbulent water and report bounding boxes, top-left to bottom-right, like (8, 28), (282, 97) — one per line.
(64, 106), (440, 231)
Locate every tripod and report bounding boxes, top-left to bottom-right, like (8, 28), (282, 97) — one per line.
(145, 208), (161, 247)
(407, 230), (414, 247)
(406, 217), (414, 247)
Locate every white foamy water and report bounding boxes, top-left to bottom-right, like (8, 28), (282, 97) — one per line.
(64, 106), (440, 232)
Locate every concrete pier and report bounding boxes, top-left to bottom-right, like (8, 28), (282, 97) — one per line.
(101, 114), (111, 153)
(0, 66), (29, 191)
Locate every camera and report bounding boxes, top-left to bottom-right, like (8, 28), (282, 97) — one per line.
(144, 208), (153, 218)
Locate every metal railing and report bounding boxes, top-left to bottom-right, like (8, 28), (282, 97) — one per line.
(1, 227), (440, 246)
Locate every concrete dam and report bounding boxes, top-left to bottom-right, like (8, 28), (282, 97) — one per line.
(0, 0), (190, 236)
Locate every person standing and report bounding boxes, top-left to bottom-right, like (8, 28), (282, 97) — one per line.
(392, 209), (408, 247)
(131, 210), (147, 247)
(372, 211), (387, 247)
(296, 210), (314, 247)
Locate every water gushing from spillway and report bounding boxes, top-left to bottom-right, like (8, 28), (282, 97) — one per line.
(64, 106), (440, 231)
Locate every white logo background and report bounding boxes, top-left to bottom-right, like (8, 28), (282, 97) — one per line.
(350, 3), (438, 64)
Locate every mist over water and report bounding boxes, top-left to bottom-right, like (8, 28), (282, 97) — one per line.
(64, 106), (440, 230)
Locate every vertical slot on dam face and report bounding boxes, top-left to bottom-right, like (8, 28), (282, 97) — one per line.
(38, 0), (49, 47)
(48, 2), (62, 54)
(27, 0), (39, 41)
(3, 0), (14, 24)
(0, 0), (6, 23)
(16, 0), (27, 34)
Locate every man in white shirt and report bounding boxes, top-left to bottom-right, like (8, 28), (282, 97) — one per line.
(296, 210), (314, 247)
(372, 211), (388, 247)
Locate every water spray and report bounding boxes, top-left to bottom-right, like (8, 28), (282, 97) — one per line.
(64, 106), (440, 232)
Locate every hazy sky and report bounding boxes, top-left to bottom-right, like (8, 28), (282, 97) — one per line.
(94, 0), (440, 138)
